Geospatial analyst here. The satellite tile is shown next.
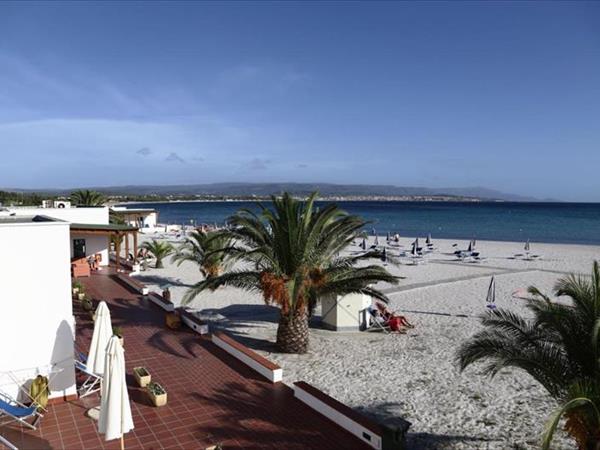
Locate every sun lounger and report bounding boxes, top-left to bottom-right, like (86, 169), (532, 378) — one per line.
(0, 392), (43, 430)
(74, 359), (102, 398)
(363, 307), (391, 334)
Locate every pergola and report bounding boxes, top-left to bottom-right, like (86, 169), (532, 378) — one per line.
(69, 223), (139, 271)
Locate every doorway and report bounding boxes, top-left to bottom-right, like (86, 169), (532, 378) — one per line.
(73, 239), (86, 259)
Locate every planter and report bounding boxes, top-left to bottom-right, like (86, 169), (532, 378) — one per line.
(78, 293), (86, 301)
(165, 312), (182, 330)
(147, 382), (167, 407)
(112, 327), (124, 347)
(82, 299), (93, 311)
(72, 287), (79, 296)
(133, 367), (151, 387)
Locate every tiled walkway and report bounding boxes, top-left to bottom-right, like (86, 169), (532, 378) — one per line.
(1, 270), (371, 449)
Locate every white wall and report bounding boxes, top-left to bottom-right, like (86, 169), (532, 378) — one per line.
(6, 207), (109, 225)
(111, 209), (157, 229)
(0, 221), (76, 401)
(70, 233), (110, 266)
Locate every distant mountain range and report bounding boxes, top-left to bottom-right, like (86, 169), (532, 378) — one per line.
(4, 182), (542, 202)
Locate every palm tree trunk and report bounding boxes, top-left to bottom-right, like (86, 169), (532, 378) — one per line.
(276, 311), (309, 353)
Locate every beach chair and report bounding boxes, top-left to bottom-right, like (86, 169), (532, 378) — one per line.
(363, 307), (391, 334)
(0, 391), (43, 430)
(74, 358), (102, 398)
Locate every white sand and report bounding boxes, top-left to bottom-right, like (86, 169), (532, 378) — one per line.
(135, 233), (600, 449)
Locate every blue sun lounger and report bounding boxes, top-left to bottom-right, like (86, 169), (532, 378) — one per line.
(0, 392), (43, 430)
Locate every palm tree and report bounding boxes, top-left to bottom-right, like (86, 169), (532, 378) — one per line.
(456, 262), (600, 450)
(171, 230), (233, 278)
(70, 189), (106, 206)
(142, 240), (174, 269)
(182, 192), (399, 354)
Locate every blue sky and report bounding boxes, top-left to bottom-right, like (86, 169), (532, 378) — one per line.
(0, 1), (599, 201)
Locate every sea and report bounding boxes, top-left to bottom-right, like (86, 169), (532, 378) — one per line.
(124, 201), (600, 245)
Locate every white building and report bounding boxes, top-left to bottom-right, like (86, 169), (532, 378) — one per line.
(0, 205), (139, 404)
(3, 205), (138, 268)
(0, 216), (77, 402)
(111, 206), (159, 233)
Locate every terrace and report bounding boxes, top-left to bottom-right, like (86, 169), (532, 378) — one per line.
(1, 270), (377, 449)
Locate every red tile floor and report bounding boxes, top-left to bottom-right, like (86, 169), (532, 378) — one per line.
(1, 270), (372, 449)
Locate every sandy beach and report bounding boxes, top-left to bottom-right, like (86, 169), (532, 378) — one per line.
(135, 233), (600, 449)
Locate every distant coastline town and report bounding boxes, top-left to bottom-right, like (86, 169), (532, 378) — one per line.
(1, 190), (491, 207)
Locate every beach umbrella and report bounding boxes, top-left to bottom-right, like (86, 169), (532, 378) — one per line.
(524, 240), (530, 252)
(411, 240), (419, 256)
(472, 238), (477, 249)
(386, 231), (391, 242)
(98, 336), (134, 448)
(381, 247), (387, 262)
(361, 238), (367, 250)
(87, 301), (113, 375)
(467, 241), (473, 252)
(426, 234), (431, 245)
(486, 277), (496, 309)
(374, 236), (379, 246)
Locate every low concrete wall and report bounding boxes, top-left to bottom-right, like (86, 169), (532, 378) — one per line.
(179, 309), (209, 335)
(116, 274), (148, 295)
(211, 332), (282, 383)
(293, 381), (384, 449)
(148, 292), (175, 312)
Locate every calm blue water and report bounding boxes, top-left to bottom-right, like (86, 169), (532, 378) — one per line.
(125, 201), (600, 245)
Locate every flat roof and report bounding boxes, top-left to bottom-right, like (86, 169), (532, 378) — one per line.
(112, 208), (156, 213)
(70, 223), (138, 232)
(0, 214), (63, 224)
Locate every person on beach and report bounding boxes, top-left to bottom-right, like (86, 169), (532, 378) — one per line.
(372, 302), (414, 332)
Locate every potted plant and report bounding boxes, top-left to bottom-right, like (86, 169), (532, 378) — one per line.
(133, 367), (151, 387)
(147, 382), (167, 407)
(113, 326), (124, 346)
(81, 296), (93, 311)
(72, 280), (83, 297)
(77, 285), (86, 301)
(165, 310), (181, 330)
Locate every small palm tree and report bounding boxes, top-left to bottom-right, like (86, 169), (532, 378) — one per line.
(172, 230), (233, 278)
(182, 192), (399, 354)
(142, 240), (174, 269)
(457, 262), (600, 449)
(70, 189), (106, 206)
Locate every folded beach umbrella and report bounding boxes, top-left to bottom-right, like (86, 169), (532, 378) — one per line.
(411, 240), (419, 256)
(524, 240), (530, 252)
(467, 241), (473, 252)
(381, 247), (387, 262)
(361, 238), (367, 250)
(471, 238), (477, 249)
(87, 301), (113, 375)
(374, 235), (379, 246)
(486, 277), (496, 309)
(386, 231), (391, 242)
(99, 336), (134, 448)
(426, 234), (431, 245)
